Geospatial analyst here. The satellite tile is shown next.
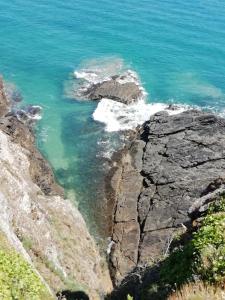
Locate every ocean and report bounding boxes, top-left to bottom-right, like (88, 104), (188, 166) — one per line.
(0, 0), (225, 236)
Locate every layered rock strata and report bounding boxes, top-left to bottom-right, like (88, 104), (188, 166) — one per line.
(109, 110), (225, 284)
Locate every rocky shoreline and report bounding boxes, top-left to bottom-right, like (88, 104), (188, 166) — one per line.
(106, 109), (225, 289)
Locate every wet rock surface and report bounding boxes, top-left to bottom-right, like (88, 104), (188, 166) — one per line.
(108, 110), (225, 284)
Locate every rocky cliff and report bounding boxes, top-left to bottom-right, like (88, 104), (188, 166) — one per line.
(0, 77), (112, 299)
(108, 110), (225, 285)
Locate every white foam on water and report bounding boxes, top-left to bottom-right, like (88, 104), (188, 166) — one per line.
(96, 138), (115, 159)
(15, 105), (43, 127)
(74, 70), (101, 85)
(27, 105), (42, 120)
(73, 57), (125, 88)
(93, 98), (188, 132)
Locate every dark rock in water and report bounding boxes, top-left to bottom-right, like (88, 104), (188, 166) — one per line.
(108, 109), (225, 284)
(83, 78), (142, 105)
(15, 105), (42, 127)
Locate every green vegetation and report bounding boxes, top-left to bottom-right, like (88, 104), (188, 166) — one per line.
(161, 198), (225, 287)
(143, 197), (225, 299)
(193, 211), (225, 284)
(0, 233), (53, 300)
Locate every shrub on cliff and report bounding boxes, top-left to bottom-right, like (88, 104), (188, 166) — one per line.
(0, 233), (53, 300)
(161, 198), (225, 287)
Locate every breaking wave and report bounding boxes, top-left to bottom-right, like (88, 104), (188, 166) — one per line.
(15, 105), (42, 127)
(93, 98), (188, 132)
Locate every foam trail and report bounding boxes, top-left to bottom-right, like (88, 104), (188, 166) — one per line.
(93, 98), (188, 132)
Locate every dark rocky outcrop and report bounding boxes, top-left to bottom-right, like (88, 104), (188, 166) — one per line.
(108, 110), (225, 285)
(83, 76), (142, 105)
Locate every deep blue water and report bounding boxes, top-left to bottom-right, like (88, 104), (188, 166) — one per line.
(1, 0), (225, 235)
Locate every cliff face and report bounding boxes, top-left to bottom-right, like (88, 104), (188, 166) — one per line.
(0, 78), (112, 299)
(109, 110), (225, 285)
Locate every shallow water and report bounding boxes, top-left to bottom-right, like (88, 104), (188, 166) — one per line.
(1, 0), (225, 236)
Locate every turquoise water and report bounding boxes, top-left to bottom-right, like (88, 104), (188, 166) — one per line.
(1, 0), (225, 235)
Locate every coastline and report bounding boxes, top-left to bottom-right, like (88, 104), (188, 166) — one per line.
(2, 72), (225, 299)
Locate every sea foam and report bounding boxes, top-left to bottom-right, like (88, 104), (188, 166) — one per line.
(93, 98), (187, 132)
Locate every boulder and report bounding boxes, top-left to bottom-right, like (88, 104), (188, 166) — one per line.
(83, 77), (142, 104)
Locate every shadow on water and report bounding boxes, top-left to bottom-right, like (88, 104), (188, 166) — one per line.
(57, 290), (89, 300)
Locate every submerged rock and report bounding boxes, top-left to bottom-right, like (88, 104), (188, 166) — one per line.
(108, 109), (225, 284)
